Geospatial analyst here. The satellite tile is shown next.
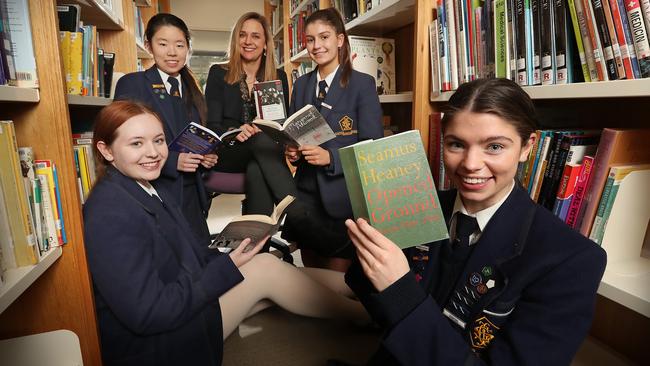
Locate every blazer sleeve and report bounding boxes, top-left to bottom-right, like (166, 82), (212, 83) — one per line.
(325, 73), (383, 177)
(348, 243), (607, 366)
(205, 65), (241, 135)
(114, 74), (180, 180)
(84, 189), (243, 335)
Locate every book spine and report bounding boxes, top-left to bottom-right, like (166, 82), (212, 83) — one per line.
(553, 0), (569, 83)
(617, 0), (642, 78)
(339, 146), (370, 220)
(567, 156), (594, 227)
(446, 0), (460, 88)
(601, 0), (627, 78)
(4, 0), (38, 88)
(573, 0), (601, 80)
(531, 0), (543, 84)
(608, 0), (634, 78)
(516, 0), (529, 84)
(508, 0), (519, 79)
(591, 0), (620, 79)
(589, 168), (615, 243)
(495, 0), (509, 77)
(540, 0), (556, 84)
(568, 0), (594, 81)
(583, 0), (608, 80)
(625, 0), (650, 77)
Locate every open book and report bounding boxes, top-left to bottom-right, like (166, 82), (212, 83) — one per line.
(168, 122), (240, 154)
(208, 195), (295, 253)
(253, 104), (336, 147)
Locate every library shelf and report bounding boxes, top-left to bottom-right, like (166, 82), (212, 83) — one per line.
(290, 48), (310, 63)
(63, 0), (124, 30)
(431, 79), (650, 102)
(0, 85), (39, 103)
(67, 94), (113, 106)
(134, 0), (152, 6)
(278, 62), (285, 69)
(273, 24), (283, 38)
(598, 258), (650, 318)
(137, 40), (152, 59)
(289, 0), (314, 18)
(379, 91), (413, 103)
(0, 329), (83, 365)
(0, 247), (63, 314)
(345, 0), (416, 34)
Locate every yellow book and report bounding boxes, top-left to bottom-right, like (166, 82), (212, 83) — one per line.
(59, 31), (72, 94)
(76, 146), (90, 198)
(34, 160), (63, 246)
(0, 121), (38, 266)
(68, 31), (84, 95)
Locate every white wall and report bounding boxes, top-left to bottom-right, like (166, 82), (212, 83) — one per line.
(171, 0), (264, 52)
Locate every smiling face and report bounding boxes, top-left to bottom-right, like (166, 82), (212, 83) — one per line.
(147, 25), (188, 77)
(305, 20), (344, 73)
(96, 113), (168, 186)
(443, 111), (535, 213)
(239, 18), (266, 63)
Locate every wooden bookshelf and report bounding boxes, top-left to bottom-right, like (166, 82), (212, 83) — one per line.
(379, 91), (413, 103)
(67, 94), (112, 106)
(345, 0), (416, 34)
(59, 0), (124, 30)
(0, 85), (40, 103)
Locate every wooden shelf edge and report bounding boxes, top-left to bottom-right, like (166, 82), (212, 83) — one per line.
(136, 41), (152, 59)
(68, 0), (124, 30)
(379, 91), (413, 103)
(134, 0), (152, 7)
(0, 85), (40, 103)
(273, 24), (283, 38)
(290, 48), (310, 63)
(597, 257), (650, 318)
(289, 0), (314, 18)
(67, 94), (113, 106)
(0, 247), (63, 314)
(431, 79), (650, 102)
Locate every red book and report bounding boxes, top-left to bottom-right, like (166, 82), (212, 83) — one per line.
(566, 156), (594, 228)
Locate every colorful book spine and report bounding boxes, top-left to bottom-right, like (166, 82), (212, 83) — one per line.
(616, 0), (642, 78)
(625, 0), (650, 77)
(601, 0), (626, 78)
(568, 0), (593, 81)
(566, 156), (594, 228)
(4, 0), (38, 88)
(552, 163), (582, 220)
(608, 0), (634, 79)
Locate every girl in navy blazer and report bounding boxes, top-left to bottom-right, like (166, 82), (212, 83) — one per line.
(343, 79), (607, 365)
(84, 101), (369, 366)
(114, 13), (215, 242)
(205, 12), (297, 216)
(283, 8), (383, 271)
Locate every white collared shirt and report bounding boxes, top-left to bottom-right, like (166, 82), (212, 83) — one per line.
(450, 180), (515, 245)
(157, 68), (183, 98)
(315, 65), (339, 97)
(137, 181), (162, 201)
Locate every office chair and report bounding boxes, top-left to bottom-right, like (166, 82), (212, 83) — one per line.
(203, 171), (294, 264)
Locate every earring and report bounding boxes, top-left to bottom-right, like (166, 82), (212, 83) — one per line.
(263, 49), (267, 56)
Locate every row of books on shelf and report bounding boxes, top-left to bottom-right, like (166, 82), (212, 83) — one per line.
(428, 0), (650, 94)
(428, 113), (650, 248)
(288, 0), (319, 58)
(58, 4), (116, 98)
(271, 1), (284, 36)
(0, 120), (67, 290)
(0, 0), (39, 88)
(72, 132), (98, 203)
(330, 0), (382, 23)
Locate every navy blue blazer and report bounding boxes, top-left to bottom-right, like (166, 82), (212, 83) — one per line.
(83, 167), (243, 366)
(114, 66), (209, 213)
(346, 185), (607, 365)
(290, 68), (383, 218)
(205, 64), (290, 135)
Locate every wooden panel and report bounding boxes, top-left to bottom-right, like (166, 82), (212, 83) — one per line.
(99, 0), (137, 74)
(385, 23), (413, 93)
(411, 0), (435, 150)
(0, 1), (102, 365)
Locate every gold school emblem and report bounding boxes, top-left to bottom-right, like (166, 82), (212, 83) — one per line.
(151, 83), (166, 89)
(336, 115), (357, 136)
(471, 316), (499, 349)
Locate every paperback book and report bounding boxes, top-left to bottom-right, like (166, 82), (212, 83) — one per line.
(168, 122), (240, 154)
(253, 104), (335, 147)
(340, 130), (449, 249)
(209, 195), (295, 253)
(252, 80), (287, 121)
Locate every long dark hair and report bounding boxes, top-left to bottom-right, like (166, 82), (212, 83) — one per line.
(93, 101), (163, 179)
(145, 13), (207, 124)
(305, 8), (353, 87)
(225, 12), (278, 85)
(441, 78), (538, 145)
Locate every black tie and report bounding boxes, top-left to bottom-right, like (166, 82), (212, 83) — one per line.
(455, 213), (479, 248)
(168, 76), (181, 98)
(316, 80), (327, 109)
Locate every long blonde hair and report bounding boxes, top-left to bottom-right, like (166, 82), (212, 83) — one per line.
(225, 12), (278, 85)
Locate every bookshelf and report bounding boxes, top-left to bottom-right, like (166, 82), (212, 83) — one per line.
(0, 85), (40, 103)
(0, 1), (163, 365)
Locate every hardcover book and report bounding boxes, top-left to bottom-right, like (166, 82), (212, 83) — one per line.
(168, 122), (240, 154)
(252, 79), (287, 121)
(340, 130), (449, 249)
(253, 104), (335, 147)
(349, 35), (396, 95)
(209, 195), (295, 253)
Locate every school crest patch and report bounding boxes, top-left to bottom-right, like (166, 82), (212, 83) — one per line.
(336, 115), (357, 136)
(471, 316), (499, 349)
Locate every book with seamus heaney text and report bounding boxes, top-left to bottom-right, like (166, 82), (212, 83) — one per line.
(340, 130), (449, 249)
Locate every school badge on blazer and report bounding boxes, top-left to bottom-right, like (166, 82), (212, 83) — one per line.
(336, 115), (357, 135)
(470, 316), (499, 349)
(152, 84), (166, 99)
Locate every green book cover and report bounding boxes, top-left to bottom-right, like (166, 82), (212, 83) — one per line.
(495, 0), (508, 78)
(340, 130), (449, 249)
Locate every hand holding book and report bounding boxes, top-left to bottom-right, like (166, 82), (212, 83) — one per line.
(253, 104), (335, 147)
(168, 122), (240, 155)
